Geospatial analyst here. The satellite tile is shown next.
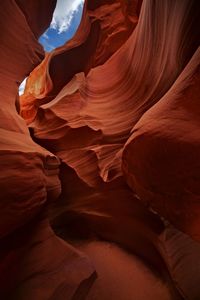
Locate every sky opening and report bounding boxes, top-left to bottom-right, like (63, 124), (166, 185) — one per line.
(19, 0), (84, 95)
(39, 0), (84, 52)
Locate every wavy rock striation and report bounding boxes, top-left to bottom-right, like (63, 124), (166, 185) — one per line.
(20, 0), (141, 124)
(0, 0), (96, 299)
(19, 0), (200, 298)
(123, 48), (200, 241)
(1, 0), (199, 299)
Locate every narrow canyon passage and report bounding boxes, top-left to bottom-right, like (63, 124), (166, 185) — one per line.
(0, 0), (200, 299)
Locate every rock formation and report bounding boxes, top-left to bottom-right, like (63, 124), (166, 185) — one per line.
(0, 0), (200, 299)
(0, 0), (95, 298)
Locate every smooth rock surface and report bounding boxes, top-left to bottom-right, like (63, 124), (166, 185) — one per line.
(0, 1), (95, 298)
(1, 0), (200, 299)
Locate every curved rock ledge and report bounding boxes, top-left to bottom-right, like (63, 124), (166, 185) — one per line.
(0, 0), (200, 299)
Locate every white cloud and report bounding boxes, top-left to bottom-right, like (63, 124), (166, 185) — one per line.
(50, 0), (84, 34)
(19, 78), (27, 95)
(43, 32), (49, 39)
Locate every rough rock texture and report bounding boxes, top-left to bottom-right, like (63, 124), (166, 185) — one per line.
(1, 0), (200, 299)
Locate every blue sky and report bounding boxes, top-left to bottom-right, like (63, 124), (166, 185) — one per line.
(19, 0), (84, 94)
(39, 0), (84, 51)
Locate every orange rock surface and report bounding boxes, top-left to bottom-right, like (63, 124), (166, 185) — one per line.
(20, 0), (141, 124)
(123, 49), (200, 241)
(0, 1), (95, 298)
(0, 0), (200, 299)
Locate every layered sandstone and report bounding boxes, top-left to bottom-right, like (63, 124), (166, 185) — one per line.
(0, 0), (95, 298)
(20, 0), (141, 124)
(0, 0), (200, 299)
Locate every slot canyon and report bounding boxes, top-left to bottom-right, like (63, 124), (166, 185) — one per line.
(0, 0), (200, 299)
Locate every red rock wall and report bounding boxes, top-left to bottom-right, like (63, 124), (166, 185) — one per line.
(123, 49), (200, 241)
(1, 0), (200, 298)
(0, 1), (95, 298)
(21, 0), (200, 237)
(20, 0), (141, 123)
(20, 0), (167, 269)
(19, 0), (200, 298)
